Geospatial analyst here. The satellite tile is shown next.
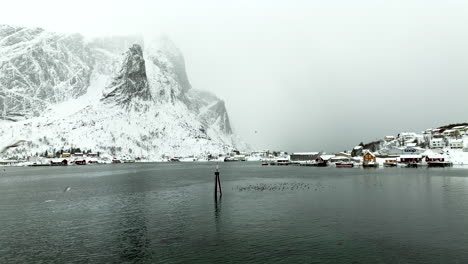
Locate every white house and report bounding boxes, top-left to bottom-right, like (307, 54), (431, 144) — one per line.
(430, 138), (444, 149)
(449, 139), (463, 149)
(399, 132), (417, 141)
(443, 129), (455, 136)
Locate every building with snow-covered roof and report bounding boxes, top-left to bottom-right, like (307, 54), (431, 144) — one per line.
(430, 138), (444, 149)
(443, 130), (456, 136)
(458, 127), (468, 135)
(423, 129), (433, 134)
(425, 153), (446, 163)
(381, 146), (426, 155)
(449, 139), (463, 149)
(399, 155), (423, 164)
(399, 132), (417, 140)
(335, 152), (351, 158)
(290, 152), (320, 162)
(363, 152), (377, 163)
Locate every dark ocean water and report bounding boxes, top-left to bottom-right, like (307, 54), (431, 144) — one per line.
(1, 162), (468, 263)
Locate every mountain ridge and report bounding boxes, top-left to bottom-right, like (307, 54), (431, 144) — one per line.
(0, 25), (243, 159)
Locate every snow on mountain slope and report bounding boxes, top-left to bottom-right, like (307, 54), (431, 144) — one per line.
(102, 44), (151, 107)
(144, 36), (192, 103)
(0, 25), (94, 121)
(0, 26), (242, 158)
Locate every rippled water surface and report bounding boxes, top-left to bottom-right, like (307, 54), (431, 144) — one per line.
(1, 163), (468, 263)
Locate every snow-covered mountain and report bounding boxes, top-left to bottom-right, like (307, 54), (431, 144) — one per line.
(0, 25), (243, 158)
(0, 25), (94, 121)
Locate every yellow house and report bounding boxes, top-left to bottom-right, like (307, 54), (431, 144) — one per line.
(61, 153), (71, 158)
(363, 152), (376, 163)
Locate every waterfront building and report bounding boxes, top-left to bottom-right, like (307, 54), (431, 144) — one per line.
(381, 146), (426, 155)
(399, 155), (423, 164)
(363, 152), (377, 163)
(290, 152), (320, 162)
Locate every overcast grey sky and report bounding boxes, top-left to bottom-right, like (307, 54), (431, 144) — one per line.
(1, 0), (468, 152)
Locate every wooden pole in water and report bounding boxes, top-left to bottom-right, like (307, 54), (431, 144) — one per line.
(214, 165), (222, 199)
(217, 172), (222, 197)
(214, 171), (218, 199)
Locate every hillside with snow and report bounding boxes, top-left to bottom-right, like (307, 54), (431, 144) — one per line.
(350, 123), (468, 165)
(0, 25), (244, 159)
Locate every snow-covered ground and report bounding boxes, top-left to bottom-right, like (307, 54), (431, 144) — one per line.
(0, 26), (243, 160)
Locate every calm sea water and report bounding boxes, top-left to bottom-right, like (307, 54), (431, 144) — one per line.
(1, 162), (468, 263)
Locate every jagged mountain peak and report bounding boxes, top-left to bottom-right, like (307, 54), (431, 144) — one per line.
(147, 35), (183, 58)
(144, 35), (192, 103)
(102, 44), (151, 108)
(0, 25), (244, 158)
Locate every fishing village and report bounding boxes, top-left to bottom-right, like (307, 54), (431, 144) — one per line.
(1, 124), (467, 168)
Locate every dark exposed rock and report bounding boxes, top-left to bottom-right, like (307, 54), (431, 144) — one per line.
(102, 44), (151, 106)
(0, 25), (94, 121)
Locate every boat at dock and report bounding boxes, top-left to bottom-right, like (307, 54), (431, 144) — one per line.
(363, 162), (379, 168)
(383, 160), (397, 167)
(336, 162), (354, 168)
(427, 161), (453, 167)
(73, 160), (86, 165)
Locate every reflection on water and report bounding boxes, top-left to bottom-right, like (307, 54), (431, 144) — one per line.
(1, 163), (468, 263)
(116, 195), (150, 262)
(214, 197), (222, 233)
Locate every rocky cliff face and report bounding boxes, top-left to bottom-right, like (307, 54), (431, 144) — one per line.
(145, 36), (192, 104)
(0, 25), (94, 121)
(103, 44), (151, 107)
(0, 25), (241, 158)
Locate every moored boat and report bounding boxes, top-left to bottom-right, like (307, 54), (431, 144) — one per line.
(363, 162), (379, 168)
(74, 160), (86, 165)
(405, 163), (419, 168)
(384, 159), (397, 167)
(336, 162), (354, 168)
(427, 161), (453, 167)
